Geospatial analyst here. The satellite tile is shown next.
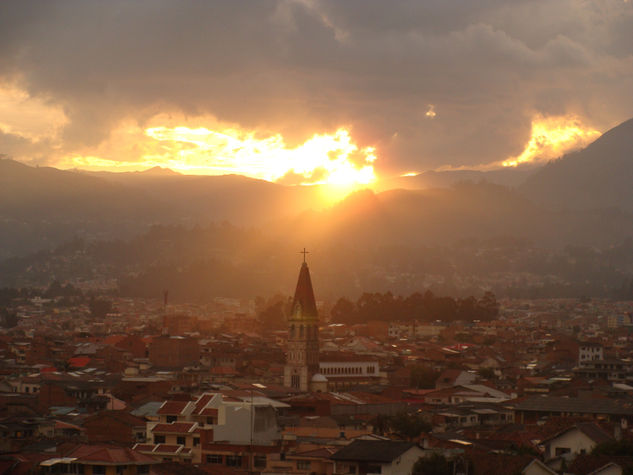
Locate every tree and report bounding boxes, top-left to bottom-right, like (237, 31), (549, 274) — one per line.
(413, 453), (453, 475)
(89, 297), (113, 319)
(592, 439), (633, 456)
(256, 294), (291, 331)
(388, 412), (431, 441)
(478, 291), (499, 320)
(330, 297), (356, 324)
(477, 367), (496, 380)
(371, 414), (390, 436)
(0, 308), (18, 329)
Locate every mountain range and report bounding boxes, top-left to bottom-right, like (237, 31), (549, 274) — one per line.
(1, 116), (633, 262)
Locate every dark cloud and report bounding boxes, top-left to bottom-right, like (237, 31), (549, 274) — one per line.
(0, 129), (53, 165)
(0, 0), (632, 173)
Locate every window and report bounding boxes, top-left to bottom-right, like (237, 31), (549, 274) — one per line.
(555, 447), (571, 456)
(254, 455), (267, 468)
(207, 454), (223, 464)
(166, 416), (177, 423)
(206, 416), (215, 424)
(154, 435), (165, 443)
(291, 374), (300, 389)
(366, 464), (382, 474)
(297, 460), (311, 470)
(193, 437), (200, 447)
(116, 466), (127, 475)
(226, 455), (242, 467)
(93, 466), (106, 475)
(138, 466), (150, 474)
(177, 436), (185, 445)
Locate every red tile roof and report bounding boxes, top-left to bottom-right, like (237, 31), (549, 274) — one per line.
(193, 394), (215, 413)
(154, 444), (191, 456)
(55, 420), (83, 431)
(104, 335), (126, 345)
(157, 400), (188, 415)
(152, 422), (197, 434)
(132, 444), (155, 452)
(66, 445), (158, 464)
(68, 356), (91, 368)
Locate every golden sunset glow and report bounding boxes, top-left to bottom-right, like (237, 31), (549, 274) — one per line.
(0, 84), (67, 140)
(502, 114), (601, 167)
(143, 126), (376, 186)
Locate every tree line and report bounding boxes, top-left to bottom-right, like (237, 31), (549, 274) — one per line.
(329, 290), (499, 324)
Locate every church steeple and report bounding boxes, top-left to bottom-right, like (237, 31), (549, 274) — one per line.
(291, 262), (318, 319)
(284, 252), (320, 391)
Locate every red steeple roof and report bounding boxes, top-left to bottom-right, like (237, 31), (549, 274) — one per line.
(291, 262), (318, 318)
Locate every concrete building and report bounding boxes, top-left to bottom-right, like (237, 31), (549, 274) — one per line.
(578, 342), (604, 367)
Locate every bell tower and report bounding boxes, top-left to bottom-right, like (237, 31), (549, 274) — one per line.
(283, 249), (320, 391)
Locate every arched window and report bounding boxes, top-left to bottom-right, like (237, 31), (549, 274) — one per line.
(300, 325), (304, 338)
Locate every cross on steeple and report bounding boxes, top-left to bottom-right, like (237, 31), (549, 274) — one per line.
(300, 248), (309, 263)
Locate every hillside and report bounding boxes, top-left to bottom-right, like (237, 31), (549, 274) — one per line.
(0, 159), (324, 258)
(521, 117), (633, 212)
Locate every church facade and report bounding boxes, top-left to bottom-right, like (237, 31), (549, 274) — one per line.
(283, 259), (322, 392)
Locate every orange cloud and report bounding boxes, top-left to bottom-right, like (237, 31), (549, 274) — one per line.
(142, 125), (376, 186)
(0, 83), (67, 141)
(502, 114), (600, 167)
(55, 114), (377, 190)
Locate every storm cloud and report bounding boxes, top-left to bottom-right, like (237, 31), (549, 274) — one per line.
(0, 0), (632, 175)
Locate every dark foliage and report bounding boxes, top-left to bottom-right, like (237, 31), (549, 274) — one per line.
(89, 297), (114, 319)
(0, 308), (18, 328)
(592, 439), (633, 456)
(378, 411), (431, 441)
(330, 290), (499, 324)
(413, 453), (453, 475)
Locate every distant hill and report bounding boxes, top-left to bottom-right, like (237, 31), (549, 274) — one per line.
(521, 117), (633, 212)
(3, 125), (633, 264)
(0, 159), (324, 258)
(0, 159), (156, 220)
(379, 167), (537, 191)
(280, 183), (633, 249)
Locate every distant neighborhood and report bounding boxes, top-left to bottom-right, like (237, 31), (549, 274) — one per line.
(2, 260), (633, 474)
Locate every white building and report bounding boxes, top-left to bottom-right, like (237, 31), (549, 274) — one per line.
(579, 342), (604, 367)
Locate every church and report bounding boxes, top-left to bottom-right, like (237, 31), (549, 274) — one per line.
(282, 253), (326, 392)
(283, 252), (379, 392)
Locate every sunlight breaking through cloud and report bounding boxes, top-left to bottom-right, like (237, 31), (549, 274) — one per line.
(143, 126), (376, 186)
(502, 114), (600, 167)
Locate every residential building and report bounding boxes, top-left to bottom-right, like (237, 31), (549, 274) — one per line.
(330, 440), (426, 475)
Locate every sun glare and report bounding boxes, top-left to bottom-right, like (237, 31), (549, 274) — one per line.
(143, 126), (376, 188)
(502, 114), (600, 167)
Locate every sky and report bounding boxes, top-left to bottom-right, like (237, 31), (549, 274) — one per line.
(1, 0), (632, 186)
